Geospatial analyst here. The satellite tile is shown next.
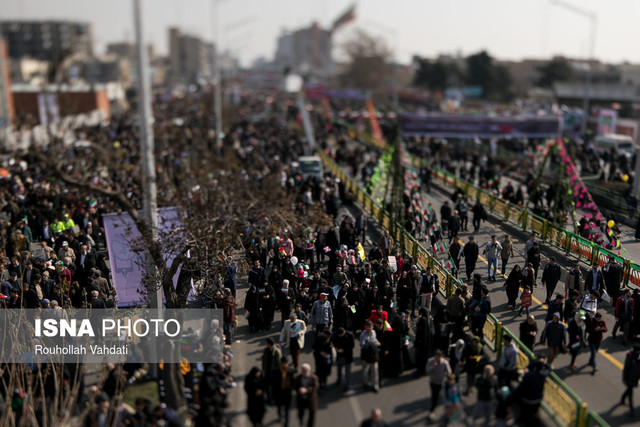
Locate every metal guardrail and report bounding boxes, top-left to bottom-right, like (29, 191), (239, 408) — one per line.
(318, 151), (609, 427)
(405, 156), (636, 293)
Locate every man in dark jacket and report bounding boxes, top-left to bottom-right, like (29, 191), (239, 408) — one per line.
(541, 257), (562, 304)
(334, 327), (355, 391)
(360, 408), (389, 427)
(584, 264), (605, 295)
(461, 236), (479, 281)
(620, 344), (640, 416)
(512, 360), (547, 426)
(295, 364), (319, 427)
(604, 257), (624, 304)
(274, 357), (296, 427)
(414, 307), (435, 377)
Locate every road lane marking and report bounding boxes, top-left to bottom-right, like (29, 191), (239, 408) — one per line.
(455, 239), (624, 371)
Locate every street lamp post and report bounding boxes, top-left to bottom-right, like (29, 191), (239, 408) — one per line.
(552, 0), (597, 140)
(365, 20), (399, 112)
(132, 0), (161, 311)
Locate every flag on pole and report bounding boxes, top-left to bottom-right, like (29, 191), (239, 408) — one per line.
(332, 5), (356, 32)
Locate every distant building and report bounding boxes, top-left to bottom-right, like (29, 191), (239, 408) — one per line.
(274, 22), (333, 78)
(168, 28), (213, 85)
(0, 20), (93, 62)
(11, 83), (111, 125)
(0, 39), (14, 128)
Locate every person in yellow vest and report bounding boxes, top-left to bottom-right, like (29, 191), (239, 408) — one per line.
(51, 218), (65, 236)
(63, 213), (76, 232)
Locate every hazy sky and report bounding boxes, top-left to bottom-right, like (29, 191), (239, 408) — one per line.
(1, 0), (638, 66)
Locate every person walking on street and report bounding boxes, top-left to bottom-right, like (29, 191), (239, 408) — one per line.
(446, 288), (466, 341)
(472, 199), (486, 233)
(426, 349), (452, 421)
(498, 334), (518, 388)
(457, 197), (469, 231)
(295, 364), (319, 427)
(273, 358), (296, 427)
(581, 290), (600, 320)
(523, 234), (536, 261)
(567, 311), (587, 371)
(441, 201), (452, 237)
(518, 286), (533, 317)
(309, 293), (333, 334)
(565, 264), (584, 297)
(414, 307), (435, 376)
(360, 320), (381, 392)
(620, 344), (640, 417)
(471, 287), (491, 339)
(360, 408), (389, 427)
(245, 367), (267, 427)
(541, 257), (562, 305)
(501, 235), (514, 275)
(585, 264), (605, 295)
(504, 265), (522, 309)
(512, 360), (547, 426)
(587, 312), (608, 375)
(417, 267), (438, 311)
(604, 257), (624, 303)
(475, 365), (498, 427)
(527, 242), (541, 284)
(613, 289), (635, 346)
(280, 313), (307, 370)
(261, 338), (282, 404)
(540, 312), (566, 367)
(334, 327), (355, 391)
(519, 314), (538, 352)
(483, 235), (502, 282)
(461, 236), (479, 281)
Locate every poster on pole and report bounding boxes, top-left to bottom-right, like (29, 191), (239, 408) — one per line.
(597, 109), (617, 135)
(102, 207), (185, 307)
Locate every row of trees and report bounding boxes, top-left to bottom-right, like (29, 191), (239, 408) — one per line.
(412, 53), (575, 101)
(336, 28), (576, 103)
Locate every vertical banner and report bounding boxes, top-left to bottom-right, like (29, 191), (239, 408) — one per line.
(102, 207), (183, 307)
(365, 98), (386, 147)
(598, 109), (617, 135)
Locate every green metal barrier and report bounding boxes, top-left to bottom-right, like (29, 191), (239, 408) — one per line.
(584, 409), (609, 427)
(568, 233), (596, 265)
(319, 150), (611, 427)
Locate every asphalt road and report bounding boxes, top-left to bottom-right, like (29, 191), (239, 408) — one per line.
(226, 206), (484, 427)
(414, 170), (640, 426)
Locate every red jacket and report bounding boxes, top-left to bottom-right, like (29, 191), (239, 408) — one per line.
(368, 310), (388, 326)
(615, 296), (634, 319)
(222, 296), (236, 323)
(587, 319), (608, 345)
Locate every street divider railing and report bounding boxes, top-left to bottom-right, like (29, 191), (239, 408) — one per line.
(319, 150), (608, 427)
(407, 156), (638, 291)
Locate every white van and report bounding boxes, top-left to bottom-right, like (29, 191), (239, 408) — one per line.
(298, 156), (324, 181)
(592, 134), (636, 158)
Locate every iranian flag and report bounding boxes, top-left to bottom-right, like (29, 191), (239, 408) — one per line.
(332, 5), (356, 32)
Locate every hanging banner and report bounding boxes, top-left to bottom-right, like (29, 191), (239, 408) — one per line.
(597, 109), (617, 135)
(102, 207), (183, 307)
(400, 113), (562, 138)
(366, 98), (385, 146)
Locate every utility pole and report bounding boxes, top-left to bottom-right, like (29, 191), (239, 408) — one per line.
(0, 38), (11, 147)
(213, 0), (223, 156)
(133, 0), (161, 311)
(551, 0), (597, 141)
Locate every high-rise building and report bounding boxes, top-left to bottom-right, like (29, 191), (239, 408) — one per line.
(168, 28), (213, 85)
(0, 20), (93, 62)
(274, 22), (333, 78)
(0, 39), (14, 128)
